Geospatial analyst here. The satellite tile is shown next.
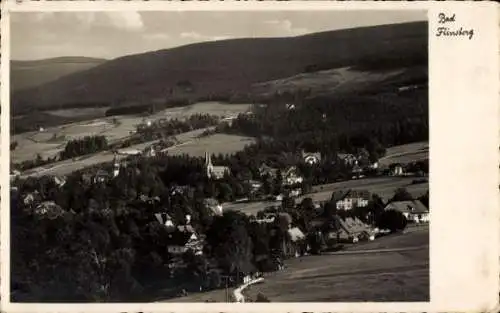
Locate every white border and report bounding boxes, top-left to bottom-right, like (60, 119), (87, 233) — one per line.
(1, 1), (499, 313)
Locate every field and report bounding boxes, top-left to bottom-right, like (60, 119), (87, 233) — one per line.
(165, 133), (255, 158)
(243, 226), (429, 302)
(150, 101), (252, 120)
(252, 67), (406, 97)
(12, 102), (253, 164)
(224, 176), (429, 216)
(379, 141), (429, 168)
(47, 107), (110, 118)
(161, 226), (428, 302)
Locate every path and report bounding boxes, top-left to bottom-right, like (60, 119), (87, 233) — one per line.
(233, 277), (265, 303)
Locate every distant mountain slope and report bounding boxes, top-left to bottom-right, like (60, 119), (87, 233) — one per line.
(11, 57), (107, 92)
(12, 21), (427, 113)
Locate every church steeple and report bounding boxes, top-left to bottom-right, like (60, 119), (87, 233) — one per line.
(205, 151), (213, 178)
(112, 153), (120, 177)
(205, 151), (212, 166)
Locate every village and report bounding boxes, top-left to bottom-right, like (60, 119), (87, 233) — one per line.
(11, 132), (429, 302)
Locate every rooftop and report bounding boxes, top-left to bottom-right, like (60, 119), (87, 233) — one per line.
(385, 200), (428, 214)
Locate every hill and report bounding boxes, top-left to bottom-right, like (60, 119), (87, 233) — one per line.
(11, 57), (107, 92)
(12, 21), (427, 114)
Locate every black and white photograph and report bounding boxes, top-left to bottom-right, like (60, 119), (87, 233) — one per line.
(3, 2), (498, 309)
(7, 8), (432, 304)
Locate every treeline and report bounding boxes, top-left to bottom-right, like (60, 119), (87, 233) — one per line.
(59, 135), (108, 160)
(105, 104), (151, 116)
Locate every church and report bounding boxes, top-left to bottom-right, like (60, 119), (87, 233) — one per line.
(205, 152), (230, 180)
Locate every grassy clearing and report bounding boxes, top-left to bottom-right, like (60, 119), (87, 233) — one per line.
(379, 141), (429, 167)
(253, 67), (406, 97)
(244, 228), (429, 302)
(47, 107), (110, 118)
(152, 102), (252, 120)
(166, 134), (255, 158)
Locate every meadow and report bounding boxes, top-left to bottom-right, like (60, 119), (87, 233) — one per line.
(163, 226), (429, 302)
(243, 227), (429, 302)
(12, 102), (253, 164)
(378, 141), (429, 167)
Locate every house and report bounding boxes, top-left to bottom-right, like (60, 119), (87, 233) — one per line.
(166, 230), (198, 255)
(302, 151), (321, 165)
(10, 169), (21, 182)
(204, 198), (223, 216)
(154, 212), (175, 228)
(34, 201), (65, 219)
(254, 215), (276, 224)
(245, 180), (263, 192)
(333, 189), (370, 211)
(53, 175), (66, 188)
(144, 145), (157, 157)
(337, 153), (359, 166)
(166, 215), (202, 255)
(351, 164), (364, 179)
(205, 152), (230, 180)
(390, 163), (405, 176)
(259, 163), (278, 178)
(170, 185), (193, 197)
(117, 148), (142, 156)
(332, 216), (376, 243)
(384, 200), (429, 223)
(93, 170), (111, 184)
(284, 227), (307, 257)
(23, 191), (40, 206)
(288, 188), (302, 198)
(282, 166), (303, 186)
(139, 194), (160, 205)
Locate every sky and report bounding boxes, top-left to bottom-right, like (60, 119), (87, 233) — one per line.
(11, 10), (427, 61)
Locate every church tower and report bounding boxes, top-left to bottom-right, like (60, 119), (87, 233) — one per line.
(113, 154), (120, 178)
(205, 151), (213, 178)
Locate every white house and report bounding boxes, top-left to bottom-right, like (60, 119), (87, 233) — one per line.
(282, 166), (303, 186)
(384, 200), (429, 223)
(333, 189), (370, 211)
(204, 198), (223, 216)
(117, 149), (142, 156)
(166, 216), (201, 255)
(302, 151), (322, 165)
(390, 163), (405, 176)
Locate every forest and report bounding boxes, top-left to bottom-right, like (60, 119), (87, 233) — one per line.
(11, 152), (428, 302)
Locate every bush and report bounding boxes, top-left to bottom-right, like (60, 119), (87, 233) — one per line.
(255, 292), (270, 302)
(376, 209), (408, 232)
